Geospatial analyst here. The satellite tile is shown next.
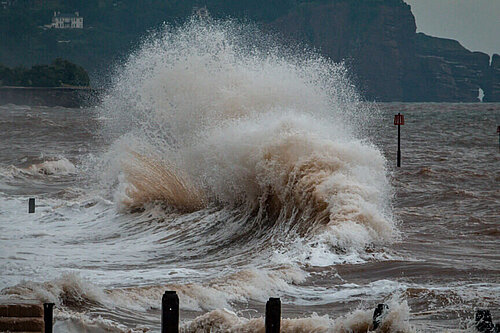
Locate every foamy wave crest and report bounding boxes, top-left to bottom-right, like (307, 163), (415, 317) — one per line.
(0, 273), (105, 308)
(2, 274), (415, 332)
(106, 268), (306, 312)
(0, 274), (146, 333)
(122, 152), (206, 212)
(189, 112), (394, 249)
(26, 158), (77, 176)
(54, 312), (136, 333)
(1, 158), (77, 179)
(0, 269), (303, 313)
(183, 298), (415, 333)
(99, 18), (394, 251)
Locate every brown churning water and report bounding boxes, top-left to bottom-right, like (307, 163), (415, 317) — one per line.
(0, 19), (499, 332)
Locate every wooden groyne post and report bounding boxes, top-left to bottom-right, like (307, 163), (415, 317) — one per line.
(372, 303), (388, 330)
(161, 290), (179, 333)
(475, 309), (500, 333)
(497, 125), (500, 151)
(44, 303), (54, 333)
(0, 299), (44, 332)
(29, 198), (35, 213)
(265, 297), (281, 333)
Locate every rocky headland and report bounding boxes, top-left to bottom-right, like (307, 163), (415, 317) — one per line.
(1, 0), (499, 102)
(269, 0), (499, 102)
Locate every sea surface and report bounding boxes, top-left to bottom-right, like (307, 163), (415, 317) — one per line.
(1, 20), (499, 333)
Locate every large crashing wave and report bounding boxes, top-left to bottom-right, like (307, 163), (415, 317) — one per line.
(99, 18), (395, 251)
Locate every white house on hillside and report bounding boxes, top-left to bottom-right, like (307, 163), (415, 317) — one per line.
(48, 11), (84, 29)
(1, 1), (14, 9)
(192, 6), (209, 19)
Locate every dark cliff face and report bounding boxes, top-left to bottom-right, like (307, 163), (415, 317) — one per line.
(269, 0), (500, 102)
(413, 33), (491, 102)
(484, 54), (500, 102)
(270, 0), (417, 101)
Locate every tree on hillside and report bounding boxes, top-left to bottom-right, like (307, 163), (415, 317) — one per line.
(0, 59), (90, 87)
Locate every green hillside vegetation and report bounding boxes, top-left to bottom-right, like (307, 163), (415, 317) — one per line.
(0, 0), (300, 82)
(0, 58), (90, 87)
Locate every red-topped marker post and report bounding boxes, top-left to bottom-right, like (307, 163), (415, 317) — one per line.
(394, 113), (405, 167)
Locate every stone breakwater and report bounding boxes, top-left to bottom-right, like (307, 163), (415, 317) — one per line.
(0, 86), (100, 108)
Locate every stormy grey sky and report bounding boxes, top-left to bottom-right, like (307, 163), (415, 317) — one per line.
(404, 0), (500, 56)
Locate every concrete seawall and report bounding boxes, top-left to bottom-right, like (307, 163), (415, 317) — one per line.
(0, 86), (101, 108)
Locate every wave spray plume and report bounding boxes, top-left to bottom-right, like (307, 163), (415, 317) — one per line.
(99, 18), (395, 253)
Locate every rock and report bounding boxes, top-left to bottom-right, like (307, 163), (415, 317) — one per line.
(484, 54), (500, 102)
(269, 0), (417, 101)
(268, 0), (499, 102)
(413, 33), (490, 102)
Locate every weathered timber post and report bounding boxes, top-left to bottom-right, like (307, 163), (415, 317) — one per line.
(43, 303), (54, 333)
(372, 303), (388, 330)
(161, 291), (179, 333)
(497, 126), (500, 151)
(475, 309), (498, 333)
(28, 198), (35, 213)
(265, 297), (281, 333)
